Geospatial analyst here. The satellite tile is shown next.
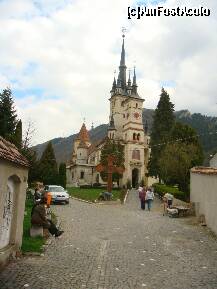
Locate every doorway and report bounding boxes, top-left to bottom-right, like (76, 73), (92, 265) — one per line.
(132, 168), (139, 188)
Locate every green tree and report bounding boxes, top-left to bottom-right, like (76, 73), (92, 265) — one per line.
(0, 88), (18, 142)
(100, 138), (125, 185)
(39, 141), (58, 185)
(159, 142), (202, 193)
(13, 120), (22, 150)
(58, 163), (66, 189)
(148, 88), (175, 178)
(159, 122), (203, 192)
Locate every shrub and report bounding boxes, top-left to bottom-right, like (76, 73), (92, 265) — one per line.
(152, 183), (189, 202)
(140, 178), (145, 187)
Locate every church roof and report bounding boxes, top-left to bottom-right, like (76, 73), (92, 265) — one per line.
(76, 123), (90, 142)
(0, 136), (29, 167)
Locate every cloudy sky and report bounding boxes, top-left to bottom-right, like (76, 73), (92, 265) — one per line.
(0, 0), (216, 145)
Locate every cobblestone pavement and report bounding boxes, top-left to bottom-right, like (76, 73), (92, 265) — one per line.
(1, 190), (217, 289)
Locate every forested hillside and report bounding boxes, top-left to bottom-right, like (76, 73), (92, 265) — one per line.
(34, 109), (217, 165)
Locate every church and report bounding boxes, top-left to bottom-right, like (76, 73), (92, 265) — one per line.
(66, 35), (150, 188)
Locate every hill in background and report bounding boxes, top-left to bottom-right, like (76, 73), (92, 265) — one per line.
(33, 109), (217, 165)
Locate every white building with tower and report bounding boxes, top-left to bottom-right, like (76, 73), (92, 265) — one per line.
(67, 34), (149, 187)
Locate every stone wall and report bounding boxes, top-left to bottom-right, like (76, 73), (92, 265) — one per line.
(0, 160), (28, 269)
(190, 168), (217, 235)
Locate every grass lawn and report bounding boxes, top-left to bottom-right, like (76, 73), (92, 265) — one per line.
(21, 196), (45, 253)
(67, 187), (121, 202)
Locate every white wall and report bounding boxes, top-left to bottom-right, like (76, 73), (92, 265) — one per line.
(190, 172), (217, 235)
(0, 160), (28, 269)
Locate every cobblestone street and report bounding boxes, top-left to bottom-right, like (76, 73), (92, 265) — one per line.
(0, 190), (217, 289)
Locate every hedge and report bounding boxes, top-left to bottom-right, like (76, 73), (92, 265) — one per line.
(152, 183), (189, 202)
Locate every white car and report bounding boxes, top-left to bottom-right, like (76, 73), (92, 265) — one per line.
(44, 185), (70, 204)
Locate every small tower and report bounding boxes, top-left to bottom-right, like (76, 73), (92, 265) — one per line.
(132, 66), (138, 96)
(107, 114), (116, 139)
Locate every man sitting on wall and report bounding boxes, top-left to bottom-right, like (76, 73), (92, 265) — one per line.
(31, 197), (64, 238)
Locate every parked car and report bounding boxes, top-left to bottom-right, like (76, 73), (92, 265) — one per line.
(44, 185), (69, 204)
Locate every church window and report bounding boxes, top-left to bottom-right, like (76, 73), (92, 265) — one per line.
(133, 133), (136, 140)
(123, 114), (125, 118)
(136, 103), (138, 108)
(121, 101), (124, 106)
(80, 171), (84, 179)
(112, 133), (114, 139)
(125, 133), (127, 140)
(72, 172), (74, 179)
(137, 133), (140, 141)
(132, 149), (140, 160)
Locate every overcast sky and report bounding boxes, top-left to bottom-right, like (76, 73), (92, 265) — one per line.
(0, 0), (216, 145)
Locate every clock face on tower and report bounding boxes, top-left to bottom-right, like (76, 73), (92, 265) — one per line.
(133, 112), (140, 119)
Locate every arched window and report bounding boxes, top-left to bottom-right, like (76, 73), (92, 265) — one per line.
(123, 114), (125, 118)
(125, 133), (127, 140)
(132, 149), (140, 160)
(136, 103), (138, 108)
(133, 133), (136, 140)
(137, 133), (140, 141)
(112, 133), (114, 139)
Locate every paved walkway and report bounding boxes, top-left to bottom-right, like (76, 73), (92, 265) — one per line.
(0, 190), (217, 289)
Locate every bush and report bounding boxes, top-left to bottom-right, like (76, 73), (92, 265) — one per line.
(140, 178), (145, 187)
(93, 183), (101, 187)
(152, 183), (189, 202)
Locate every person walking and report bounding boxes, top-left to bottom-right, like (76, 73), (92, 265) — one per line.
(139, 187), (146, 210)
(146, 187), (154, 211)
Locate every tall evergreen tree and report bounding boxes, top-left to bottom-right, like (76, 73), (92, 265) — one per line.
(39, 141), (58, 185)
(58, 163), (66, 188)
(0, 88), (18, 141)
(148, 88), (175, 178)
(13, 120), (22, 150)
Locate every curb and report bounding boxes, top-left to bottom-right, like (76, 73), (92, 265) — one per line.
(123, 189), (129, 204)
(69, 196), (93, 204)
(69, 196), (121, 205)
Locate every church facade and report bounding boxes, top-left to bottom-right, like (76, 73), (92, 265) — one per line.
(66, 36), (149, 188)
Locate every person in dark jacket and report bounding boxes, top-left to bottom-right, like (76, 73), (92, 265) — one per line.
(139, 187), (146, 210)
(31, 197), (64, 237)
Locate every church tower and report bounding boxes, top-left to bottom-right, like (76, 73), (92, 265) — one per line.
(108, 34), (149, 187)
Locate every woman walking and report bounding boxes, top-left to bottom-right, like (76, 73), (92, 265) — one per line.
(146, 187), (154, 211)
(139, 187), (146, 210)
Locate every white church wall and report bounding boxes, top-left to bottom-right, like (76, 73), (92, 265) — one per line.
(0, 160), (28, 269)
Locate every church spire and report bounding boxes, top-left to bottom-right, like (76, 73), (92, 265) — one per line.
(127, 69), (131, 86)
(132, 66), (138, 94)
(119, 33), (127, 89)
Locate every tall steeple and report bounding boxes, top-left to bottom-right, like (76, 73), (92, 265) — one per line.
(119, 33), (127, 89)
(132, 66), (138, 94)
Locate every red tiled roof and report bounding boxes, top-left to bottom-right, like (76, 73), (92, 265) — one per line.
(0, 137), (29, 167)
(191, 166), (217, 175)
(76, 123), (90, 142)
